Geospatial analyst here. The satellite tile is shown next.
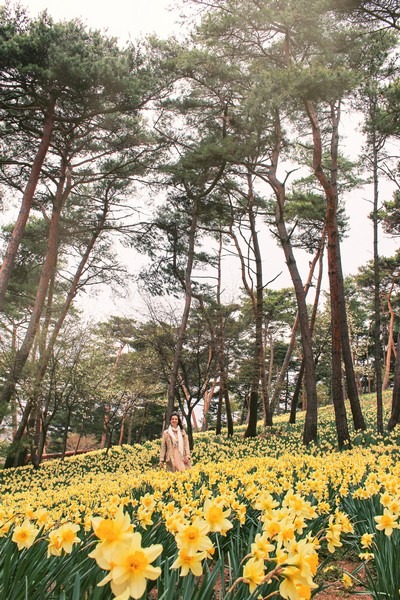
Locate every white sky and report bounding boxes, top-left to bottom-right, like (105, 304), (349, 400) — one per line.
(20, 0), (181, 42)
(8, 0), (400, 319)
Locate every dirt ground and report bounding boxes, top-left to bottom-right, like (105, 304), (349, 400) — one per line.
(148, 559), (374, 599)
(314, 559), (373, 599)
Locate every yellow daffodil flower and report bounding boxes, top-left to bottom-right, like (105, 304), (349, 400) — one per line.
(375, 510), (399, 536)
(250, 531), (275, 560)
(359, 551), (374, 561)
(360, 532), (374, 548)
(90, 507), (134, 568)
(11, 519), (39, 550)
(203, 499), (233, 534)
(175, 518), (213, 553)
(242, 557), (265, 593)
(171, 548), (206, 576)
(342, 572), (353, 589)
(50, 522), (80, 554)
(98, 532), (162, 600)
(325, 516), (343, 553)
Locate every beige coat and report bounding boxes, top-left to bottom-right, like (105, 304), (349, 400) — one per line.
(160, 428), (191, 471)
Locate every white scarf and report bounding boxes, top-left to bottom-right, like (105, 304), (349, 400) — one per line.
(168, 425), (184, 456)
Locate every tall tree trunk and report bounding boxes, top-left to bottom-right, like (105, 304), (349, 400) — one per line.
(39, 212), (107, 380)
(166, 107), (227, 420)
(3, 401), (33, 468)
(372, 248), (383, 433)
(273, 190), (318, 444)
(127, 414), (133, 445)
(240, 394), (248, 425)
(119, 415), (125, 445)
(368, 100), (386, 432)
(267, 332), (274, 397)
(331, 103), (365, 431)
(228, 215), (261, 436)
(216, 386), (223, 435)
(289, 233), (325, 423)
(61, 408), (72, 460)
(324, 163), (350, 448)
(264, 115), (318, 445)
(216, 232), (234, 436)
(166, 198), (199, 417)
(202, 375), (217, 431)
(100, 404), (110, 449)
(10, 324), (19, 434)
(228, 214), (262, 436)
(228, 171), (270, 437)
(228, 217), (263, 437)
(270, 229), (325, 413)
(388, 334), (400, 431)
(290, 360), (305, 424)
(74, 430), (82, 454)
(306, 99), (365, 445)
(328, 265), (351, 449)
(0, 161), (69, 425)
(247, 175), (272, 432)
(33, 421), (49, 468)
(4, 160), (108, 467)
(32, 270), (57, 465)
(181, 404), (194, 450)
(0, 99), (56, 310)
(382, 293), (394, 391)
(223, 385), (233, 435)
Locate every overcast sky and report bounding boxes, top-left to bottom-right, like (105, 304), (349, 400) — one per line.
(9, 0), (400, 319)
(21, 0), (181, 41)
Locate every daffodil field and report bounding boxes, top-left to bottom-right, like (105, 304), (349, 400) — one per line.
(1, 397), (399, 600)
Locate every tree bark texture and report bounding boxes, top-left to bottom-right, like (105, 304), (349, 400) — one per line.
(265, 116), (319, 445)
(388, 333), (400, 431)
(270, 228), (325, 413)
(305, 99), (365, 445)
(0, 99), (56, 311)
(0, 160), (68, 425)
(166, 198), (199, 417)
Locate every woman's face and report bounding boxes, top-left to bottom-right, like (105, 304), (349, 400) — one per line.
(170, 415), (179, 427)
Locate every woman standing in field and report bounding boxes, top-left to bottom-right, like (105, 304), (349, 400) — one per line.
(159, 412), (191, 472)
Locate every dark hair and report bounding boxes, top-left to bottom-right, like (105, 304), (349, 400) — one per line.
(169, 411), (183, 429)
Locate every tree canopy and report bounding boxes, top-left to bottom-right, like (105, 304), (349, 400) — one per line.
(1, 0), (400, 464)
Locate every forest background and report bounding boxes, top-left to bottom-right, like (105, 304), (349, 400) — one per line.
(1, 0), (400, 468)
